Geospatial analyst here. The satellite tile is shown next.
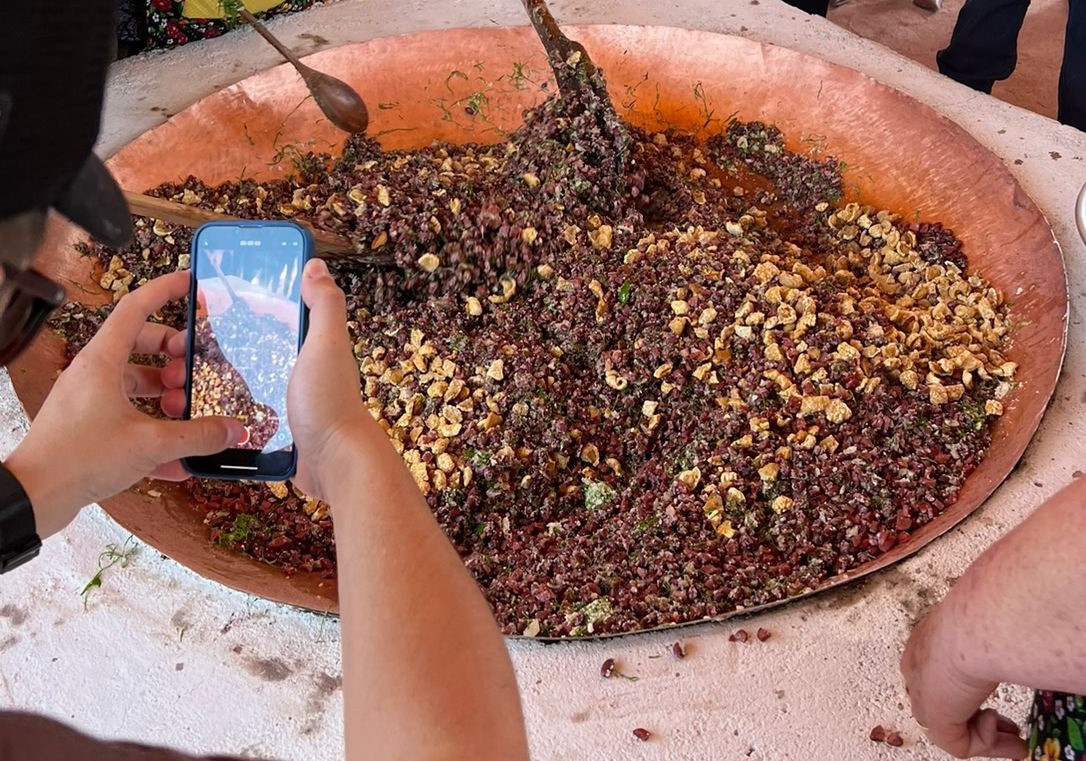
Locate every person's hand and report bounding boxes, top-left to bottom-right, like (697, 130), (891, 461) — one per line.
(286, 258), (373, 503)
(901, 602), (1027, 759)
(5, 271), (245, 538)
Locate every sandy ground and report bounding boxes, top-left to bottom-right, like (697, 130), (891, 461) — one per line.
(830, 0), (1067, 122)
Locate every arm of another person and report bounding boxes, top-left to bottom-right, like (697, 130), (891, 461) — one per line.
(283, 258), (530, 761)
(901, 475), (1086, 759)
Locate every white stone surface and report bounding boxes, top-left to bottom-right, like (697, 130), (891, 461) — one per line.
(1, 1), (1084, 759)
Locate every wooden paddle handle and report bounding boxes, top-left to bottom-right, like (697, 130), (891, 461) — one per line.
(122, 190), (358, 259)
(238, 7), (307, 72)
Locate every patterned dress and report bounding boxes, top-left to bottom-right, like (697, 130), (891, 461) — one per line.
(1031, 692), (1086, 761)
(115, 0), (325, 52)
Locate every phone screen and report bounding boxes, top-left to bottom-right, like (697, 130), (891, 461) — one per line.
(185, 223), (308, 479)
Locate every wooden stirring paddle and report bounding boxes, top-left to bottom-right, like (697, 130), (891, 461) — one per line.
(122, 190), (391, 265)
(238, 8), (368, 135)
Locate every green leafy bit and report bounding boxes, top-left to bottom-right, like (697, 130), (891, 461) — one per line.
(617, 281), (633, 305)
(80, 536), (137, 609)
(582, 478), (617, 511)
(218, 513), (259, 549)
(565, 597), (615, 637)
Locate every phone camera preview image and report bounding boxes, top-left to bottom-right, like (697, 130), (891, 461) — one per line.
(189, 228), (305, 463)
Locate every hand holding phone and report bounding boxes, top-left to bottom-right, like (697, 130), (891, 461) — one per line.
(184, 221), (311, 480)
(3, 272), (245, 538)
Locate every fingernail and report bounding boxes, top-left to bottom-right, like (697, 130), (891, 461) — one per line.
(227, 420), (247, 446)
(306, 258), (330, 278)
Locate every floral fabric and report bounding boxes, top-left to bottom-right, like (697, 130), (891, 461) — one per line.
(1031, 691), (1086, 761)
(143, 0), (322, 50)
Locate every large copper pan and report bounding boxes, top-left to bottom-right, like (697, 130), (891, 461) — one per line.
(11, 26), (1067, 631)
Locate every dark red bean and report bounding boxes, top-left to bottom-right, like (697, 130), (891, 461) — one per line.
(600, 658), (616, 678)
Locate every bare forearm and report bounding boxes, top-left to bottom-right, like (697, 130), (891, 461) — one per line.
(940, 476), (1086, 692)
(326, 427), (529, 761)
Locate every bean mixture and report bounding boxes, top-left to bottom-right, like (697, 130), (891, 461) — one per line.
(54, 65), (1015, 637)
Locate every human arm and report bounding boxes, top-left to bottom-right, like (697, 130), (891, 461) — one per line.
(284, 259), (530, 761)
(901, 476), (1086, 758)
(0, 710), (267, 760)
(4, 271), (244, 539)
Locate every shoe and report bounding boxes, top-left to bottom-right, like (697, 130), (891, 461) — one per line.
(913, 0), (941, 10)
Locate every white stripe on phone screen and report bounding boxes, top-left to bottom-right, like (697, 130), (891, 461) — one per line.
(221, 465), (260, 471)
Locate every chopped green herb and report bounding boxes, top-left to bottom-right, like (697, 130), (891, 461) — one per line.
(218, 513), (258, 549)
(633, 515), (658, 535)
(466, 449), (493, 468)
(582, 478), (617, 511)
(618, 281), (633, 305)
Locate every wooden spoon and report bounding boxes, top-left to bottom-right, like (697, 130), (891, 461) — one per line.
(521, 0), (609, 104)
(238, 8), (368, 135)
(122, 189), (392, 265)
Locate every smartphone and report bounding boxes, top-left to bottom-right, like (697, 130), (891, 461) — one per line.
(183, 221), (311, 480)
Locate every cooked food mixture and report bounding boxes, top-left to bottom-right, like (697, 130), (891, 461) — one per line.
(54, 63), (1014, 637)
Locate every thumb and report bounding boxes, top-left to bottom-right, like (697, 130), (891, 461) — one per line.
(301, 258), (349, 342)
(969, 709), (1026, 759)
(155, 416), (246, 462)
